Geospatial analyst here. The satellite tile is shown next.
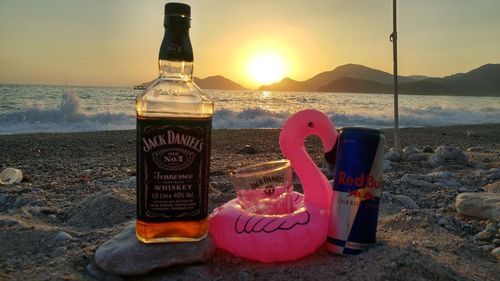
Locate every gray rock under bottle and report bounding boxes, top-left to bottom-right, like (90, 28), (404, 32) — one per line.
(94, 222), (216, 276)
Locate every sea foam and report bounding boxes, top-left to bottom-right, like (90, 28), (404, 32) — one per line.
(0, 86), (498, 135)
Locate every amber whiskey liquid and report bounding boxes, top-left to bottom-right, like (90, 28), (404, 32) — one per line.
(135, 3), (213, 243)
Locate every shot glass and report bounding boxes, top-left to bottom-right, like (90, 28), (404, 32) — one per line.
(230, 159), (294, 215)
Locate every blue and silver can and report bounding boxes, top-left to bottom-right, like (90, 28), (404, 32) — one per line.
(325, 127), (385, 255)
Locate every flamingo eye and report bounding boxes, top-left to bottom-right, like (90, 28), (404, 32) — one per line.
(308, 122), (314, 128)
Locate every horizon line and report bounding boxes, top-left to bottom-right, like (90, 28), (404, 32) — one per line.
(1, 62), (498, 89)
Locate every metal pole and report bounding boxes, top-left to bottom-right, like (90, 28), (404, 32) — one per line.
(390, 0), (399, 150)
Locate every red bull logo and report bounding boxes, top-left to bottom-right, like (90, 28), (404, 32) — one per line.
(337, 171), (382, 189)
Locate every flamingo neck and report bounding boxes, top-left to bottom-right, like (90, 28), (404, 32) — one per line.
(289, 147), (332, 212)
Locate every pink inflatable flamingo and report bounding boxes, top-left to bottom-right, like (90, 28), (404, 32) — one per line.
(208, 110), (337, 262)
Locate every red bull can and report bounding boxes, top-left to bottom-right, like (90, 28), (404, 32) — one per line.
(325, 127), (385, 255)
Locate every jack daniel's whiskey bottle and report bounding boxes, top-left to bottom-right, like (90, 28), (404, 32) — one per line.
(135, 2), (213, 243)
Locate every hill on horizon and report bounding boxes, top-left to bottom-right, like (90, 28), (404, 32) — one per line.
(193, 75), (248, 91)
(259, 63), (500, 97)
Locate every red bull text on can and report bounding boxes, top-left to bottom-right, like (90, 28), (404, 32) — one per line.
(326, 127), (385, 255)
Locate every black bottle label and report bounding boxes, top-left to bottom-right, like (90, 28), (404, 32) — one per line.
(136, 117), (211, 222)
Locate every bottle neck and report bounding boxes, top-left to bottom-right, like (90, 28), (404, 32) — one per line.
(159, 60), (193, 80)
(158, 25), (193, 80)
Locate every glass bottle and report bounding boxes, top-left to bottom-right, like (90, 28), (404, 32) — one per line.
(135, 2), (213, 243)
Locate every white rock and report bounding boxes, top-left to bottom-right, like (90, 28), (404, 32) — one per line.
(392, 195), (419, 209)
(405, 153), (431, 162)
(491, 247), (500, 260)
(402, 147), (419, 160)
(384, 151), (401, 162)
(455, 192), (500, 221)
(403, 146), (419, 155)
(53, 231), (73, 242)
(428, 146), (469, 168)
(401, 179), (436, 189)
(401, 171), (463, 190)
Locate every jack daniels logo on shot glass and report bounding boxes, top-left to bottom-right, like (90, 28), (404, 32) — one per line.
(248, 175), (286, 195)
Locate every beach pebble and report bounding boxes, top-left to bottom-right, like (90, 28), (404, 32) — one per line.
(479, 244), (495, 251)
(437, 217), (451, 227)
(403, 146), (419, 154)
(492, 247), (500, 260)
(401, 171), (462, 190)
(53, 246), (67, 257)
(458, 186), (475, 193)
(94, 222), (216, 276)
(474, 162), (487, 170)
(422, 146), (434, 153)
(405, 153), (431, 162)
(40, 207), (58, 215)
(0, 193), (8, 205)
(13, 197), (28, 208)
(96, 177), (115, 185)
(482, 181), (500, 193)
(467, 147), (484, 152)
(455, 192), (500, 221)
(383, 160), (392, 171)
(392, 195), (419, 210)
(237, 145), (257, 154)
(1, 218), (21, 227)
(401, 178), (435, 190)
(384, 151), (401, 162)
(486, 168), (500, 182)
(474, 226), (496, 241)
(53, 231), (73, 242)
(119, 176), (136, 189)
(402, 147), (419, 160)
(428, 146), (468, 168)
(86, 263), (124, 281)
(466, 130), (478, 136)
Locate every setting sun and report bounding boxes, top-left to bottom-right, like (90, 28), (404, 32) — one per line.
(247, 52), (287, 85)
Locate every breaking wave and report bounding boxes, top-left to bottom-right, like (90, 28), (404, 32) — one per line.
(0, 92), (134, 134)
(0, 88), (498, 134)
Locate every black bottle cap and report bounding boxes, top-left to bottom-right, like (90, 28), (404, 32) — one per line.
(165, 2), (191, 17)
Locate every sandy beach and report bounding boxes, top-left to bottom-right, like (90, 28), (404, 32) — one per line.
(1, 124), (499, 280)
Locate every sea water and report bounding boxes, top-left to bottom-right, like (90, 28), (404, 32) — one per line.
(0, 83), (499, 134)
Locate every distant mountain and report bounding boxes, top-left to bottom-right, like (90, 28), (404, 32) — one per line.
(317, 77), (389, 93)
(260, 63), (500, 96)
(407, 75), (433, 81)
(437, 64), (500, 95)
(260, 64), (415, 92)
(134, 75), (248, 91)
(193, 75), (248, 90)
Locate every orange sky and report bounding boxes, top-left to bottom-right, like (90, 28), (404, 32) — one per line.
(0, 0), (499, 88)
